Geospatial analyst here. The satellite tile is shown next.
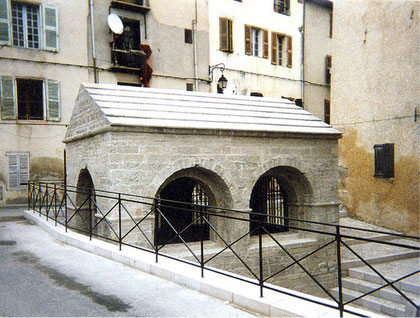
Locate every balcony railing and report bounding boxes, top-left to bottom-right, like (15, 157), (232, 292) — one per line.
(27, 180), (419, 317)
(110, 0), (151, 13)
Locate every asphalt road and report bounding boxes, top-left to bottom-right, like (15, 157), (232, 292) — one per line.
(0, 207), (256, 317)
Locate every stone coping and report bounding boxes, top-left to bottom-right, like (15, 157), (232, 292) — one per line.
(23, 210), (380, 318)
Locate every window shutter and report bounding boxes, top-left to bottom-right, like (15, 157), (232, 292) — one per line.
(271, 32), (278, 65)
(219, 18), (228, 51)
(18, 153), (29, 187)
(0, 0), (10, 45)
(263, 29), (269, 59)
(286, 36), (292, 67)
(46, 79), (60, 121)
(326, 55), (332, 83)
(44, 6), (58, 51)
(227, 19), (233, 52)
(244, 25), (251, 55)
(7, 153), (18, 190)
(1, 76), (16, 120)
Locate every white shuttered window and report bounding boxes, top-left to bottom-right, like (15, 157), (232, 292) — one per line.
(7, 152), (29, 191)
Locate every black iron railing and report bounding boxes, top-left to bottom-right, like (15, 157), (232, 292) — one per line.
(27, 180), (419, 317)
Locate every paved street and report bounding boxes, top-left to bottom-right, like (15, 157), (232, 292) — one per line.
(0, 206), (256, 317)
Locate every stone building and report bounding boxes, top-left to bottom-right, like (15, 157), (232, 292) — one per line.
(64, 83), (341, 291)
(331, 0), (419, 235)
(0, 0), (308, 206)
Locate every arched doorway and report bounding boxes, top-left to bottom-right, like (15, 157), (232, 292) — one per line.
(250, 176), (288, 234)
(74, 168), (96, 232)
(156, 177), (210, 245)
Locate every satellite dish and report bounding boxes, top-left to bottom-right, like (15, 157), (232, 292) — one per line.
(107, 14), (124, 34)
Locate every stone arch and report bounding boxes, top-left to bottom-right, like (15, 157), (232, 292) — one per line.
(73, 168), (96, 232)
(148, 158), (233, 209)
(154, 166), (233, 244)
(249, 165), (314, 232)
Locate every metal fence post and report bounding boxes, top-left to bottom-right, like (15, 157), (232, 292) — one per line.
(200, 210), (204, 278)
(336, 225), (344, 317)
(259, 224), (264, 298)
(27, 181), (30, 211)
(89, 189), (92, 241)
(54, 183), (57, 226)
(154, 199), (159, 263)
(38, 183), (42, 216)
(45, 183), (49, 221)
(118, 193), (122, 251)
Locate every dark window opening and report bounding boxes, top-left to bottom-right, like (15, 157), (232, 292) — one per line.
(16, 79), (43, 120)
(250, 176), (288, 235)
(186, 83), (194, 91)
(156, 177), (210, 245)
(374, 144), (394, 178)
(184, 29), (192, 44)
(117, 82), (143, 87)
(326, 55), (332, 84)
(112, 18), (145, 69)
(250, 92), (264, 97)
(274, 0), (290, 15)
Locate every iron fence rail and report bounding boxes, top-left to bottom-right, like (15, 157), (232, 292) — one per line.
(27, 180), (419, 317)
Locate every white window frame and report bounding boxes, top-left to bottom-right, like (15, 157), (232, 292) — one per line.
(11, 2), (40, 49)
(6, 152), (29, 191)
(251, 27), (261, 57)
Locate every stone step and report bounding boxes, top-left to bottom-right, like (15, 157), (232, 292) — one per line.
(342, 276), (419, 307)
(349, 263), (420, 296)
(341, 239), (420, 270)
(332, 287), (407, 317)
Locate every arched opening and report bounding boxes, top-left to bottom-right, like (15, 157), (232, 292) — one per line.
(250, 166), (313, 235)
(156, 177), (210, 245)
(250, 176), (288, 234)
(75, 168), (96, 232)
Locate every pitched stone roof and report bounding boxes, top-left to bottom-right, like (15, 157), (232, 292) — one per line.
(64, 83), (340, 142)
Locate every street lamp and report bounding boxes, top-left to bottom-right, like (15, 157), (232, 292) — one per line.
(209, 63), (228, 94)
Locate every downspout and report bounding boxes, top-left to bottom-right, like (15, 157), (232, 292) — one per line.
(89, 0), (98, 83)
(301, 0), (306, 107)
(193, 0), (199, 91)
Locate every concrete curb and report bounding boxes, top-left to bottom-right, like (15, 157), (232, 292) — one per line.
(24, 210), (380, 318)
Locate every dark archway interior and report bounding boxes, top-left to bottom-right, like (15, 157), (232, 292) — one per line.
(156, 177), (210, 245)
(250, 176), (288, 235)
(75, 168), (96, 231)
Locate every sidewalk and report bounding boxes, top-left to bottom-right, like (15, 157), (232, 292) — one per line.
(15, 207), (378, 317)
(0, 206), (256, 317)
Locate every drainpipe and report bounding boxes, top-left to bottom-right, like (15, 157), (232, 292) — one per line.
(89, 0), (98, 83)
(193, 0), (199, 91)
(301, 0), (306, 107)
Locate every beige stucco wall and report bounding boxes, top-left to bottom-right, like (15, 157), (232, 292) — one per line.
(0, 0), (91, 204)
(208, 0), (303, 97)
(0, 0), (211, 205)
(303, 0), (331, 120)
(331, 0), (419, 234)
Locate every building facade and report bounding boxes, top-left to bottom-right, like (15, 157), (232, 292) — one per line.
(303, 0), (332, 122)
(331, 0), (419, 235)
(208, 0), (303, 99)
(1, 0), (329, 206)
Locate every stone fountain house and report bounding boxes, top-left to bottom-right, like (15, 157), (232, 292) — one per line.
(64, 83), (341, 292)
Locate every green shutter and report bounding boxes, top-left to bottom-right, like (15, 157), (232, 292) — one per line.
(1, 76), (16, 120)
(46, 79), (60, 121)
(18, 153), (29, 187)
(44, 6), (58, 51)
(7, 153), (18, 190)
(0, 0), (10, 45)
